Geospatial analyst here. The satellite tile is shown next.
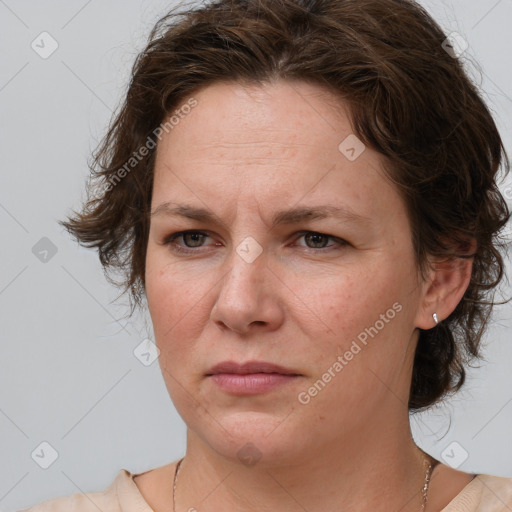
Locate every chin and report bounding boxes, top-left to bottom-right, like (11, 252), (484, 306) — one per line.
(187, 409), (312, 467)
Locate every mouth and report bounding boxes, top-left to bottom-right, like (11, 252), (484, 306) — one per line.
(206, 360), (302, 395)
(207, 360), (301, 376)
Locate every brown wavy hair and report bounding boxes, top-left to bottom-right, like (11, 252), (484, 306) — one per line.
(59, 0), (510, 411)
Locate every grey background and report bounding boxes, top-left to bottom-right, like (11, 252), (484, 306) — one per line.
(1, 0), (511, 510)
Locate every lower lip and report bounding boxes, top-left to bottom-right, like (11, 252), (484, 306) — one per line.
(209, 373), (299, 394)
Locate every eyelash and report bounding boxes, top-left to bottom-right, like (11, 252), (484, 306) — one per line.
(162, 230), (348, 255)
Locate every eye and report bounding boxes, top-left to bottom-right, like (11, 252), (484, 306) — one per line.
(293, 231), (348, 251)
(161, 229), (348, 255)
(162, 230), (214, 254)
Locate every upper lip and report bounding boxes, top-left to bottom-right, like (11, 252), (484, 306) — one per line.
(206, 360), (301, 376)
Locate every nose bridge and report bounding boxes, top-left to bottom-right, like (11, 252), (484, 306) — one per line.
(211, 237), (280, 333)
(219, 241), (266, 304)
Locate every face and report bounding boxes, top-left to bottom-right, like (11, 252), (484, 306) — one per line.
(145, 80), (427, 465)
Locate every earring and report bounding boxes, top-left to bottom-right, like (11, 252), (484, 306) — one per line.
(433, 312), (439, 325)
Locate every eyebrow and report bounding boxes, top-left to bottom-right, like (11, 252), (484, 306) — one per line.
(150, 202), (372, 228)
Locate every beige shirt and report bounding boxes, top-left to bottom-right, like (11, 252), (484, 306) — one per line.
(19, 470), (512, 512)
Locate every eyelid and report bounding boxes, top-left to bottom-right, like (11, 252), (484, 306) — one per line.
(292, 230), (348, 249)
(162, 230), (214, 254)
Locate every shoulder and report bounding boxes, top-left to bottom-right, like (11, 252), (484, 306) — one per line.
(18, 469), (142, 512)
(132, 461), (178, 511)
(475, 474), (512, 509)
(442, 473), (512, 511)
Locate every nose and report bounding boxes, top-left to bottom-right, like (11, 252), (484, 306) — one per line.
(210, 248), (284, 336)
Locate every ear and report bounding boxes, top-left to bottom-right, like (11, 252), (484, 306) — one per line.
(414, 253), (474, 330)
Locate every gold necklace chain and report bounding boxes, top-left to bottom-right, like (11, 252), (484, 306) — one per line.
(172, 456), (437, 512)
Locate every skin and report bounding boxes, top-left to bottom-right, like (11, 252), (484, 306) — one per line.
(139, 80), (475, 512)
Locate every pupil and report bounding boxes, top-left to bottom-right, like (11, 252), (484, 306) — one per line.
(307, 233), (327, 248)
(186, 233), (203, 246)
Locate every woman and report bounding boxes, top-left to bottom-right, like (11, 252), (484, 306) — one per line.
(21, 0), (512, 510)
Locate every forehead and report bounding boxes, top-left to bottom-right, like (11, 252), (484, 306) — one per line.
(151, 80), (402, 225)
(156, 80), (351, 157)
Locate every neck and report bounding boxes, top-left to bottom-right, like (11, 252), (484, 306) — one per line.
(176, 418), (433, 512)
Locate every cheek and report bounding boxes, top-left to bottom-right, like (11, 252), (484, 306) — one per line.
(145, 251), (185, 338)
(145, 252), (216, 353)
(146, 247), (189, 305)
(305, 263), (412, 367)
(296, 265), (396, 335)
